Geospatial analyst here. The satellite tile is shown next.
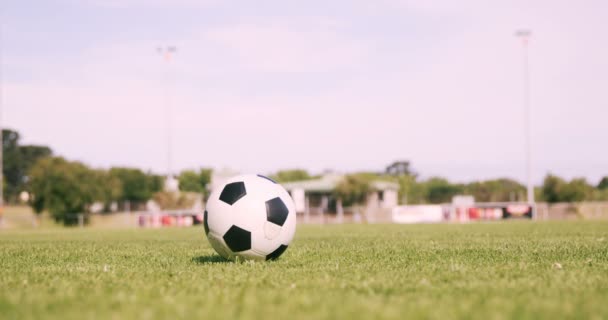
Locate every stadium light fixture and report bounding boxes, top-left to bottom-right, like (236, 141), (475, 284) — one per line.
(515, 29), (535, 215)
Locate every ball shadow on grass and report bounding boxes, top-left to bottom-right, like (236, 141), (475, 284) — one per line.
(191, 255), (231, 264)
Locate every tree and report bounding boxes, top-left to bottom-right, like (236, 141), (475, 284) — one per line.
(465, 179), (525, 202)
(109, 168), (161, 204)
(147, 173), (164, 194)
(423, 177), (463, 204)
(396, 175), (425, 204)
(179, 170), (203, 193)
(92, 170), (122, 212)
(198, 168), (212, 193)
(385, 161), (415, 177)
(598, 177), (608, 190)
(3, 129), (22, 201)
(542, 174), (593, 203)
(542, 174), (565, 203)
(593, 188), (608, 201)
(2, 129), (53, 202)
(271, 169), (312, 183)
(29, 157), (101, 225)
(560, 178), (592, 202)
(19, 145), (53, 175)
(178, 168), (212, 195)
(333, 175), (371, 207)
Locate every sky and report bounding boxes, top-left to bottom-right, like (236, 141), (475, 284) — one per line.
(2, 0), (607, 184)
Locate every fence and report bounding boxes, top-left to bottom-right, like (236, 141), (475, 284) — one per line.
(298, 202), (608, 224)
(536, 202), (608, 220)
(2, 202), (608, 229)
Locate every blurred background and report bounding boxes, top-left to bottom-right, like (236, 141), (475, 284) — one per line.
(1, 0), (607, 228)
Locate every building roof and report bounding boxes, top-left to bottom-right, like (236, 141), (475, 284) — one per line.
(282, 174), (399, 193)
(282, 174), (342, 193)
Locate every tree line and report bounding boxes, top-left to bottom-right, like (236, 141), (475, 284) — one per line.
(272, 162), (608, 205)
(3, 130), (608, 225)
(395, 174), (608, 204)
(2, 129), (206, 225)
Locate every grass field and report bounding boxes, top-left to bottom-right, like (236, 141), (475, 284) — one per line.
(1, 222), (607, 320)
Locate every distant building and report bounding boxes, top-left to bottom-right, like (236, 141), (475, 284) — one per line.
(283, 174), (399, 223)
(164, 175), (179, 192)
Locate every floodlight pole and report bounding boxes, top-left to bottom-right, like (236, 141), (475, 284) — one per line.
(157, 46), (177, 184)
(515, 29), (535, 216)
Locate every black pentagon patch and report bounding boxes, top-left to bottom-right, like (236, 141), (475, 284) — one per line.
(203, 210), (209, 235)
(257, 174), (277, 183)
(265, 197), (289, 226)
(223, 225), (251, 252)
(266, 244), (288, 261)
(219, 182), (246, 205)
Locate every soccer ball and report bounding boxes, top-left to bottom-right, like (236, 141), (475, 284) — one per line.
(204, 174), (297, 261)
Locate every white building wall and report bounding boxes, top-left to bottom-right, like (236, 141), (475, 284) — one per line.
(291, 188), (306, 213)
(382, 190), (399, 209)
